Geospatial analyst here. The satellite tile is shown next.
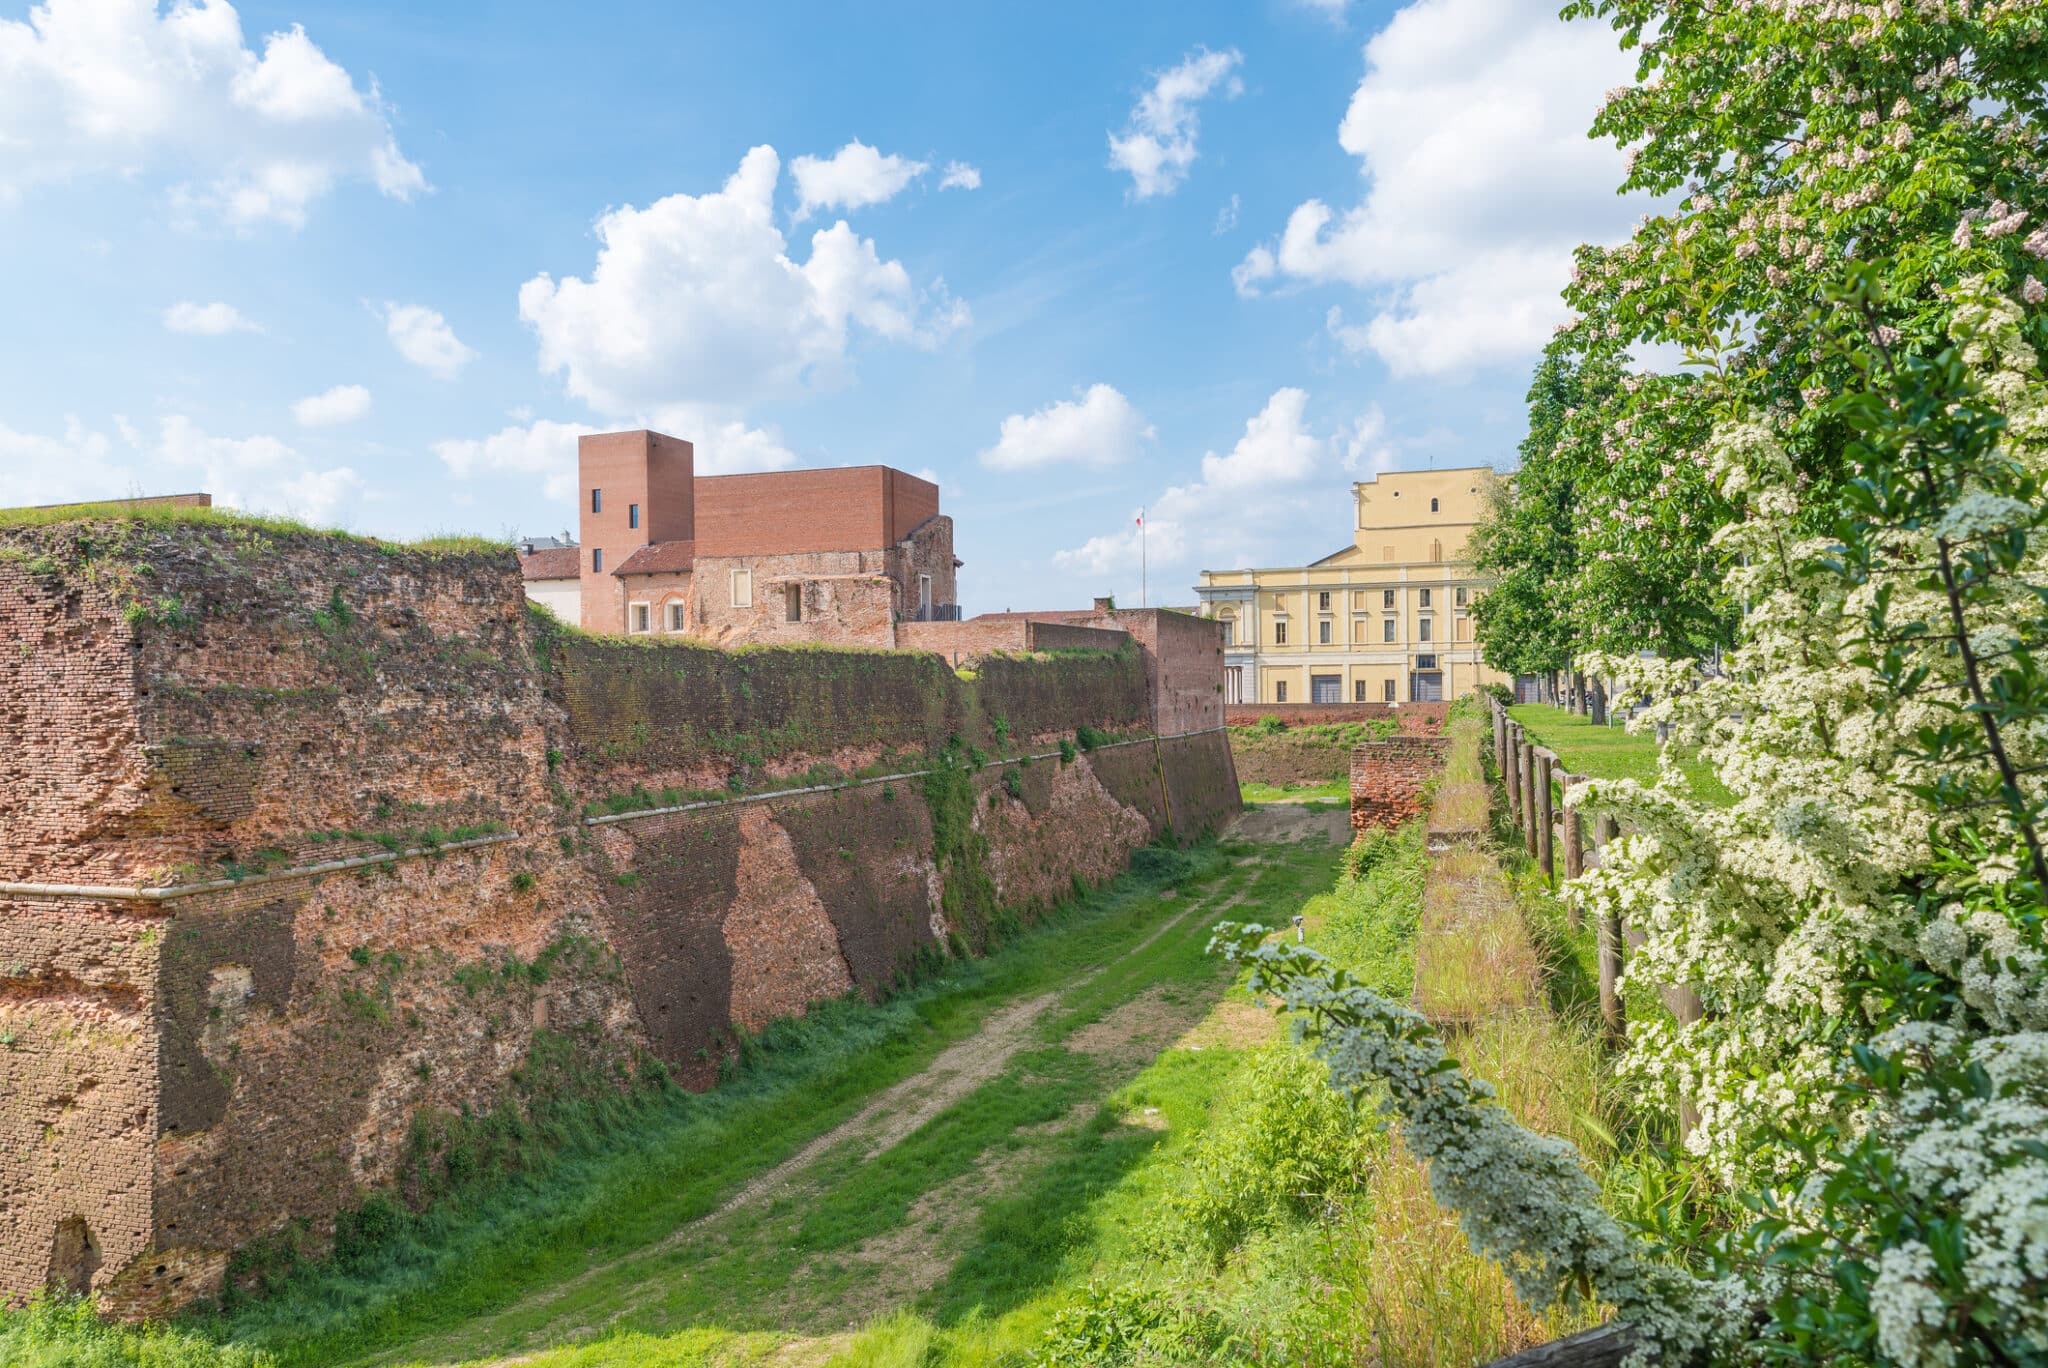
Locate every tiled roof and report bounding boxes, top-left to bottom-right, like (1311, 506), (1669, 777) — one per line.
(519, 546), (581, 581)
(613, 540), (695, 576)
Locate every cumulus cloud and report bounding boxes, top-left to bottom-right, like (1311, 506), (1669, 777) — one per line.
(1055, 388), (1326, 578)
(939, 161), (981, 191)
(980, 384), (1153, 471)
(291, 383), (371, 426)
(0, 0), (425, 228)
(518, 145), (966, 416)
(382, 303), (476, 379)
(1108, 48), (1242, 200)
(790, 140), (928, 219)
(432, 419), (599, 504)
(164, 300), (261, 335)
(0, 413), (360, 521)
(1234, 0), (1648, 375)
(1342, 402), (1394, 473)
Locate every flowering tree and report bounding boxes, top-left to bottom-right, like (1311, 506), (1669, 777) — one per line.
(1252, 0), (2048, 1362)
(1473, 0), (2048, 662)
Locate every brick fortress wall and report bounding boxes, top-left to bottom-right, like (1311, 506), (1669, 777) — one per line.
(0, 519), (1238, 1316)
(1350, 736), (1452, 832)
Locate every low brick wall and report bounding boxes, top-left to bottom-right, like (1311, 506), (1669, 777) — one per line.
(1351, 736), (1452, 832)
(1228, 702), (1448, 734)
(895, 618), (1127, 661)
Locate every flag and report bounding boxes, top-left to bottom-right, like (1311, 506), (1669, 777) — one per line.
(1135, 510), (1143, 526)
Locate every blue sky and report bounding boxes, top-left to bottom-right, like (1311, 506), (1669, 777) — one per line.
(0, 0), (1649, 613)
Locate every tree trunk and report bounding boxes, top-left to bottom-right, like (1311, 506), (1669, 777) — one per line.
(1589, 680), (1607, 726)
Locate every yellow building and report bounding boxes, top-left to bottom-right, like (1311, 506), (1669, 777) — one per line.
(1194, 466), (1507, 704)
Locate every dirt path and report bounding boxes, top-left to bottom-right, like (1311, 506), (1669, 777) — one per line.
(422, 878), (1247, 1363)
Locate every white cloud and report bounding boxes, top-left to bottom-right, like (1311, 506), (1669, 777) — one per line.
(1214, 193), (1240, 235)
(1342, 402), (1394, 473)
(291, 383), (371, 426)
(980, 384), (1153, 471)
(1296, 0), (1352, 19)
(164, 300), (260, 335)
(790, 140), (927, 219)
(642, 404), (797, 475)
(1055, 388), (1326, 579)
(382, 303), (476, 379)
(518, 145), (966, 416)
(1108, 48), (1243, 200)
(939, 161), (981, 191)
(0, 0), (425, 228)
(1234, 0), (1648, 375)
(0, 413), (360, 521)
(433, 419), (598, 503)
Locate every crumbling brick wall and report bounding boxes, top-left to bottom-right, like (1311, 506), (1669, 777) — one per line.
(0, 518), (1238, 1318)
(1350, 736), (1452, 832)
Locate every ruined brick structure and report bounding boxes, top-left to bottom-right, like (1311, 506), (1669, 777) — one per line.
(1225, 701), (1449, 731)
(525, 430), (961, 646)
(0, 518), (1237, 1316)
(1350, 736), (1452, 832)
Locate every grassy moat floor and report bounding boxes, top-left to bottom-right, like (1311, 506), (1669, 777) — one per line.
(6, 728), (1627, 1368)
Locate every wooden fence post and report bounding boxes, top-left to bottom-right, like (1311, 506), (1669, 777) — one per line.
(1521, 739), (1539, 858)
(1506, 723), (1522, 824)
(1561, 774), (1584, 908)
(1536, 751), (1555, 883)
(1595, 813), (1624, 1046)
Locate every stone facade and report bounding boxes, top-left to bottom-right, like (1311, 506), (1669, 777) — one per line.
(1350, 736), (1453, 832)
(0, 517), (1239, 1316)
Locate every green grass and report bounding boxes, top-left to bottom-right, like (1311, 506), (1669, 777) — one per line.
(0, 499), (509, 557)
(142, 834), (1352, 1368)
(1508, 703), (1732, 806)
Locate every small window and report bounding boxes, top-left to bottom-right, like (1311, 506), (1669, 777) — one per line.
(1219, 618), (1234, 646)
(1420, 617), (1433, 642)
(1354, 679), (1368, 703)
(1383, 679), (1396, 702)
(1455, 586), (1468, 607)
(630, 603), (650, 634)
(731, 568), (752, 607)
(1383, 618), (1395, 643)
(1430, 497), (1439, 513)
(667, 601), (687, 632)
(1420, 588), (1432, 608)
(919, 574), (933, 612)
(592, 547), (603, 574)
(1276, 681), (1288, 703)
(784, 583), (802, 623)
(1274, 620), (1288, 645)
(592, 489), (602, 514)
(629, 503), (639, 530)
(1319, 620), (1331, 645)
(1382, 589), (1394, 608)
(1318, 591), (1330, 611)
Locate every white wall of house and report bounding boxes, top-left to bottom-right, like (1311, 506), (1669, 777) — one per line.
(525, 579), (582, 622)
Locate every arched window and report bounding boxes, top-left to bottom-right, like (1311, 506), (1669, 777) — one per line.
(1430, 497), (1440, 512)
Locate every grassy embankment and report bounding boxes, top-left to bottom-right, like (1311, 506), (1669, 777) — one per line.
(1508, 702), (1732, 806)
(7, 710), (1629, 1368)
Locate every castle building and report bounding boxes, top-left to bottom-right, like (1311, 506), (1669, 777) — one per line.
(520, 430), (960, 646)
(1193, 466), (1507, 704)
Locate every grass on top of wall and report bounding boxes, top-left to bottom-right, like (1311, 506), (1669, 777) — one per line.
(0, 500), (509, 557)
(1508, 702), (1732, 806)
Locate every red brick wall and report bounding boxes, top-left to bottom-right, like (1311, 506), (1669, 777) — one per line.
(895, 618), (1128, 663)
(577, 431), (693, 628)
(0, 520), (1238, 1318)
(1351, 736), (1452, 831)
(615, 570), (694, 636)
(1229, 702), (1448, 734)
(695, 467), (939, 556)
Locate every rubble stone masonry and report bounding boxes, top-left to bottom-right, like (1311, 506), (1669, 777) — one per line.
(0, 518), (1238, 1316)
